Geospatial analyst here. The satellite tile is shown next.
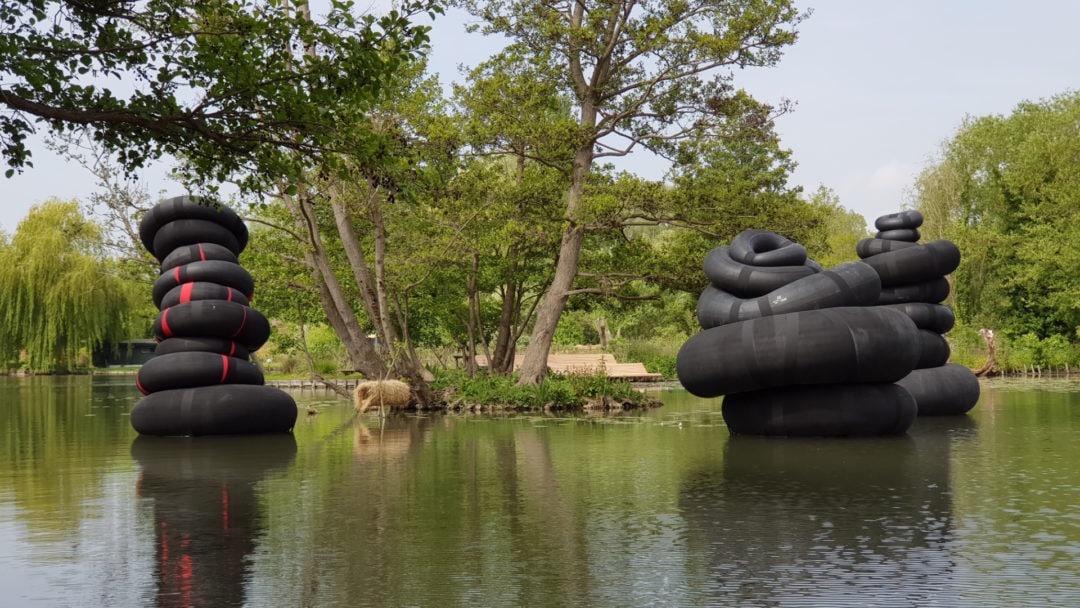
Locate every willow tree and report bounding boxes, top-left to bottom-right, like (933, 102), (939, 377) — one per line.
(457, 0), (807, 383)
(0, 200), (140, 371)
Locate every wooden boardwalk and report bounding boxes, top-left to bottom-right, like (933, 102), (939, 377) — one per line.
(267, 378), (363, 392)
(474, 353), (662, 382)
(267, 353), (664, 391)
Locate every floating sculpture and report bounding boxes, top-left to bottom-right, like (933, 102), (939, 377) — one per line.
(131, 195), (297, 436)
(858, 211), (980, 416)
(677, 212), (979, 437)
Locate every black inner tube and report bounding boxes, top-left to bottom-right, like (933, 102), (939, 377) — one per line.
(160, 242), (240, 273)
(874, 210), (924, 231)
(677, 306), (921, 398)
(728, 229), (808, 266)
(697, 261), (880, 329)
(139, 195), (248, 254)
(153, 260), (254, 309)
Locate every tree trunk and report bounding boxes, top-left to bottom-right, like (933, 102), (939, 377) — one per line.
(328, 183), (389, 350)
(331, 181), (436, 402)
(273, 3), (433, 403)
(371, 194), (398, 354)
(517, 145), (592, 384)
(973, 328), (996, 376)
(462, 253), (482, 376)
(282, 189), (386, 378)
(491, 250), (520, 375)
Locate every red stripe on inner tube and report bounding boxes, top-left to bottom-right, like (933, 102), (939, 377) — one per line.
(230, 306), (248, 338)
(180, 283), (194, 303)
(198, 243), (206, 261)
(219, 354), (229, 383)
(160, 308), (173, 337)
(173, 266), (181, 284)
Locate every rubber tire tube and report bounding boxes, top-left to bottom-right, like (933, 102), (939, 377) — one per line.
(160, 242), (239, 273)
(914, 330), (951, 369)
(136, 351), (264, 395)
(130, 384), (298, 436)
(155, 337), (250, 360)
(139, 195), (248, 254)
(875, 228), (921, 242)
(151, 218), (242, 261)
(153, 260), (254, 309)
(862, 240), (961, 287)
(677, 306), (921, 398)
(160, 282), (250, 309)
(153, 300), (271, 351)
(727, 229), (808, 266)
(857, 238), (920, 259)
(896, 363), (981, 416)
(877, 277), (951, 305)
(875, 210), (924, 231)
(703, 246), (820, 298)
(881, 302), (955, 334)
(696, 260), (881, 329)
(721, 383), (917, 437)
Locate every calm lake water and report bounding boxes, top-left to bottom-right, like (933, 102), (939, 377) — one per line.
(1, 375), (1079, 607)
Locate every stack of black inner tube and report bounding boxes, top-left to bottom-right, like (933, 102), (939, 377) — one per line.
(857, 210), (980, 416)
(131, 195), (298, 436)
(677, 229), (923, 437)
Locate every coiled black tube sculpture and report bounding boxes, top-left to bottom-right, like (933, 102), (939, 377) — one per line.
(131, 195), (297, 436)
(677, 215), (979, 437)
(858, 210), (980, 416)
(679, 229), (919, 436)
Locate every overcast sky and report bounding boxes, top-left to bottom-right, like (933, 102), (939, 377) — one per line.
(3, 0), (1079, 234)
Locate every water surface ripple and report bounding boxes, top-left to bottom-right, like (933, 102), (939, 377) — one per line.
(1, 376), (1079, 606)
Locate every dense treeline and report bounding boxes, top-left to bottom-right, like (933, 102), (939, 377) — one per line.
(914, 91), (1080, 373)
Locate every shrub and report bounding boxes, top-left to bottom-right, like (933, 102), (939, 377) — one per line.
(611, 338), (681, 379)
(431, 368), (656, 410)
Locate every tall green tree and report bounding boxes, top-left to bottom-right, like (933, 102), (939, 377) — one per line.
(456, 0), (807, 383)
(450, 53), (576, 373)
(913, 91), (1080, 337)
(626, 104), (816, 297)
(0, 0), (438, 190)
(261, 59), (463, 399)
(803, 185), (868, 268)
(0, 200), (141, 371)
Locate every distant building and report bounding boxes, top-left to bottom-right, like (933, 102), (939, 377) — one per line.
(92, 340), (157, 367)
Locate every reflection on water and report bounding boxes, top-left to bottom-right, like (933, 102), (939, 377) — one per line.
(680, 421), (965, 606)
(131, 435), (296, 608)
(3, 377), (1080, 606)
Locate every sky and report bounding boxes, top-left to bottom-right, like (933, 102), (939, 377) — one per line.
(3, 0), (1079, 234)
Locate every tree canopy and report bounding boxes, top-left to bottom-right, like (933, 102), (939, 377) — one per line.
(0, 0), (439, 190)
(455, 0), (808, 383)
(913, 91), (1080, 338)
